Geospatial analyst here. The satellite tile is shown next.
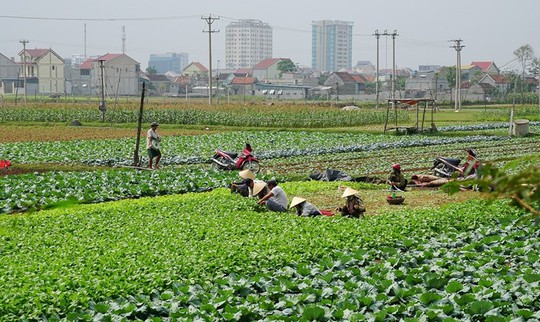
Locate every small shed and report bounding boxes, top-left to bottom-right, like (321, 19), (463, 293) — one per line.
(384, 98), (436, 134)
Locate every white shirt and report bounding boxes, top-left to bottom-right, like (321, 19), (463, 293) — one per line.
(147, 128), (159, 149)
(270, 186), (288, 209)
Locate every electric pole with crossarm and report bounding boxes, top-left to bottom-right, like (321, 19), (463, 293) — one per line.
(450, 39), (465, 111)
(202, 15), (219, 105)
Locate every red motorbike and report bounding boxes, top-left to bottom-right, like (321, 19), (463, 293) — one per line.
(211, 143), (261, 173)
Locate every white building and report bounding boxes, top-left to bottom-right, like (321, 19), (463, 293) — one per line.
(90, 53), (140, 96)
(225, 19), (273, 70)
(312, 20), (353, 72)
(19, 48), (65, 94)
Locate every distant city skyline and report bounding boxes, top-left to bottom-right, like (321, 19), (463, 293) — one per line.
(1, 0), (539, 73)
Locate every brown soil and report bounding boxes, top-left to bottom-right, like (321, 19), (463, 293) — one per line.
(0, 167), (38, 176)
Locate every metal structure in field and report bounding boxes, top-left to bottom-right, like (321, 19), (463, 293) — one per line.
(384, 98), (436, 134)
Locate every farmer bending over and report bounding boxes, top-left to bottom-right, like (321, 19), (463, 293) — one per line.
(290, 197), (321, 217)
(258, 178), (288, 212)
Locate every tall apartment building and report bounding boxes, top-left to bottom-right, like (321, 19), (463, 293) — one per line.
(225, 19), (273, 70)
(311, 20), (353, 72)
(148, 53), (189, 74)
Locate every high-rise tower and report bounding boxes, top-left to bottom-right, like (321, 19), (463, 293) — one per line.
(312, 20), (353, 72)
(225, 19), (273, 69)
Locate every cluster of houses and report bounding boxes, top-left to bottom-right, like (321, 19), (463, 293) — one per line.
(1, 48), (536, 101)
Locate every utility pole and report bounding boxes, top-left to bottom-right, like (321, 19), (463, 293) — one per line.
(538, 67), (540, 109)
(379, 30), (398, 100)
(19, 40), (29, 103)
(202, 14), (219, 105)
(450, 39), (465, 111)
(390, 30), (398, 100)
(373, 30), (380, 108)
(134, 82), (146, 166)
(122, 26), (126, 54)
(98, 59), (106, 122)
(84, 24), (87, 59)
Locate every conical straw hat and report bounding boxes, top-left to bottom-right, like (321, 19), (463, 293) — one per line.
(289, 197), (306, 208)
(239, 169), (255, 180)
(252, 181), (267, 196)
(341, 187), (358, 198)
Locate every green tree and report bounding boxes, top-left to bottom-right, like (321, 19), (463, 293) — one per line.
(440, 66), (456, 89)
(276, 60), (297, 78)
(318, 73), (330, 85)
(503, 70), (527, 102)
(529, 57), (540, 78)
(395, 76), (406, 90)
(514, 44), (535, 79)
(444, 156), (540, 219)
(514, 44), (535, 100)
(364, 81), (376, 94)
(146, 66), (158, 75)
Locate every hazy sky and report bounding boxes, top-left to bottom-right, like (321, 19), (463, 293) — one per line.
(1, 0), (539, 72)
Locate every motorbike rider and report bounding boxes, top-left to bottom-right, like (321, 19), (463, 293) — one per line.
(388, 163), (408, 191)
(257, 178), (288, 212)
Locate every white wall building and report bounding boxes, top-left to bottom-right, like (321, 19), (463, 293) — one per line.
(225, 19), (273, 70)
(19, 48), (65, 94)
(312, 20), (353, 72)
(90, 53), (140, 96)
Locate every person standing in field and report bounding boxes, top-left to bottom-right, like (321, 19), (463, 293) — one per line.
(147, 122), (161, 169)
(258, 178), (288, 212)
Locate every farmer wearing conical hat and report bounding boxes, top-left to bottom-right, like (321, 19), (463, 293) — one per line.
(289, 197), (321, 217)
(231, 169), (255, 197)
(337, 187), (366, 218)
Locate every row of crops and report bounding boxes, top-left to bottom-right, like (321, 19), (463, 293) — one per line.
(0, 182), (537, 320)
(2, 132), (539, 213)
(438, 121), (540, 132)
(3, 130), (539, 166)
(0, 106), (410, 128)
(264, 138), (540, 177)
(0, 168), (240, 213)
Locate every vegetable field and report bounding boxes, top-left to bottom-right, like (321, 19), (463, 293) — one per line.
(0, 185), (538, 320)
(0, 102), (539, 320)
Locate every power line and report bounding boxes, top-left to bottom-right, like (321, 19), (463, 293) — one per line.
(0, 15), (199, 21)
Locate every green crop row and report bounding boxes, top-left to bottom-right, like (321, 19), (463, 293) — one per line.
(0, 106), (409, 128)
(263, 138), (540, 177)
(0, 129), (517, 166)
(86, 215), (539, 321)
(2, 135), (537, 214)
(0, 168), (239, 213)
(0, 181), (534, 319)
